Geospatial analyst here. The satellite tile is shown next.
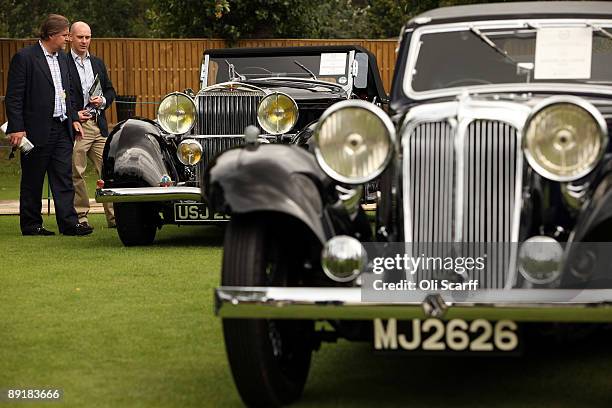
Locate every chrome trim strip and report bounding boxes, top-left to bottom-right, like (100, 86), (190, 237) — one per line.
(201, 81), (267, 94)
(216, 287), (612, 322)
(402, 19), (612, 100)
(508, 123), (523, 287)
(95, 187), (201, 203)
(454, 115), (469, 243)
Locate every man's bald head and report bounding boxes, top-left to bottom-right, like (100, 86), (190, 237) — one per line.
(70, 21), (92, 57)
(70, 21), (91, 34)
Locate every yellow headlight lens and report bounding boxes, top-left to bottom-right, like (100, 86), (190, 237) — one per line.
(157, 92), (196, 134)
(177, 139), (203, 166)
(524, 99), (607, 181)
(257, 92), (298, 135)
(314, 100), (395, 184)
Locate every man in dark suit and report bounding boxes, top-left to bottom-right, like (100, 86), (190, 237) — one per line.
(5, 14), (92, 236)
(68, 21), (116, 229)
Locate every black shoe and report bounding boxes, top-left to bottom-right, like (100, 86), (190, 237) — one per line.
(22, 226), (56, 236)
(80, 221), (94, 230)
(63, 223), (93, 236)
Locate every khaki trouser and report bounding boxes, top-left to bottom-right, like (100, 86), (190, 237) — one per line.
(72, 119), (115, 226)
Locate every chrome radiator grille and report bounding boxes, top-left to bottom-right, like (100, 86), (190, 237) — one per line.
(460, 120), (518, 243)
(404, 119), (520, 288)
(199, 135), (277, 169)
(200, 136), (246, 169)
(195, 91), (264, 135)
(407, 121), (456, 243)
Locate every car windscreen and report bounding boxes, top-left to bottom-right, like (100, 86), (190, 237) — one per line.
(410, 25), (612, 92)
(206, 53), (350, 86)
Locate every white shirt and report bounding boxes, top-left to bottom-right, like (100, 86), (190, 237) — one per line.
(39, 41), (67, 120)
(70, 49), (106, 109)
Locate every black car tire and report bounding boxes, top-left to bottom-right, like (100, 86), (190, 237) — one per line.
(114, 203), (158, 246)
(222, 215), (313, 408)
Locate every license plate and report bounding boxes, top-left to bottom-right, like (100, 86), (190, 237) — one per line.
(173, 202), (229, 222)
(373, 318), (519, 353)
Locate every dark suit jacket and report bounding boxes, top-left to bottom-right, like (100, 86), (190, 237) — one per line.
(66, 52), (116, 137)
(5, 43), (79, 145)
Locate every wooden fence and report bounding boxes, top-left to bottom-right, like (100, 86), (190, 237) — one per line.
(0, 38), (398, 125)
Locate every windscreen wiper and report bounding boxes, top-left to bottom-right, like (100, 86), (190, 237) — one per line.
(293, 60), (317, 80)
(469, 26), (518, 65)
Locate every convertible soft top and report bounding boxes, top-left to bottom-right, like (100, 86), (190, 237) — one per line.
(409, 1), (612, 26)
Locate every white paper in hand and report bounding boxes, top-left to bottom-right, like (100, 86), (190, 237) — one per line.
(1, 121), (34, 154)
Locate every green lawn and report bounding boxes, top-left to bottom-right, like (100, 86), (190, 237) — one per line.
(0, 145), (99, 201)
(1, 215), (611, 407)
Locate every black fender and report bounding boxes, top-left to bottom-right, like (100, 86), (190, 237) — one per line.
(204, 144), (334, 243)
(102, 118), (178, 187)
(571, 171), (612, 242)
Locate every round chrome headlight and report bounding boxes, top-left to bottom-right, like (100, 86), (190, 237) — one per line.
(257, 92), (298, 135)
(177, 139), (203, 166)
(157, 92), (197, 135)
(524, 97), (607, 182)
(314, 100), (395, 184)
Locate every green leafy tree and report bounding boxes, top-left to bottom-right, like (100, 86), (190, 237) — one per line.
(0, 0), (541, 40)
(147, 0), (318, 42)
(0, 0), (151, 38)
(310, 0), (371, 39)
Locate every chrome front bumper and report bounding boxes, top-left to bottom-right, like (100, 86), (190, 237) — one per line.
(96, 186), (201, 203)
(215, 287), (612, 322)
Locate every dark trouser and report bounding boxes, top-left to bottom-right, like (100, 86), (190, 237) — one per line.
(20, 119), (78, 233)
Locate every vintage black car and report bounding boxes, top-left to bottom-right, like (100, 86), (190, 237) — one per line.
(96, 45), (386, 245)
(208, 2), (612, 406)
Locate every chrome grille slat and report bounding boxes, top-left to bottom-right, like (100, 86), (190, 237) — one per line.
(444, 123), (453, 243)
(406, 119), (519, 288)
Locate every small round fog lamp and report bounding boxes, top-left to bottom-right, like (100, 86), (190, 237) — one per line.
(518, 236), (563, 284)
(321, 235), (367, 282)
(177, 139), (203, 165)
